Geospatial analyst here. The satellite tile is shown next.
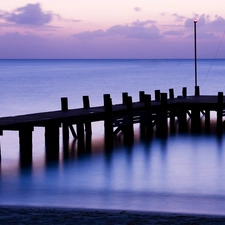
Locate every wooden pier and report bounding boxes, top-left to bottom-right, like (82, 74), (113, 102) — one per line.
(0, 86), (225, 163)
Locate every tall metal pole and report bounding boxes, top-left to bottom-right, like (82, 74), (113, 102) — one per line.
(194, 19), (198, 87)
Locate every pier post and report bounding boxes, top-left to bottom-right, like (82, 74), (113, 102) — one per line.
(169, 88), (174, 99)
(104, 94), (114, 149)
(182, 87), (187, 98)
(205, 110), (210, 133)
(77, 123), (85, 152)
(144, 94), (152, 139)
(195, 86), (200, 96)
(217, 92), (223, 134)
(139, 91), (145, 139)
(45, 123), (60, 161)
(83, 96), (92, 148)
(61, 97), (69, 149)
(139, 91), (145, 103)
(169, 88), (176, 133)
(19, 126), (33, 167)
(177, 96), (187, 133)
(122, 92), (128, 105)
(123, 96), (134, 145)
(155, 90), (161, 100)
(156, 93), (168, 137)
(191, 87), (201, 132)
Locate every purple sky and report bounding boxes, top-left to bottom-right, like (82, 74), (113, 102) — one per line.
(0, 1), (225, 59)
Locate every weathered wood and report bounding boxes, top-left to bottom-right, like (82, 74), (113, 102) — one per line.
(191, 88), (201, 132)
(191, 106), (201, 133)
(104, 94), (114, 149)
(169, 89), (176, 133)
(83, 95), (92, 138)
(77, 123), (85, 151)
(169, 89), (174, 99)
(217, 92), (223, 134)
(205, 110), (210, 133)
(123, 96), (134, 144)
(45, 123), (60, 160)
(122, 92), (128, 105)
(155, 90), (160, 100)
(61, 97), (69, 149)
(156, 93), (168, 137)
(19, 126), (33, 166)
(182, 87), (187, 98)
(61, 97), (68, 111)
(2, 89), (225, 158)
(195, 86), (200, 96)
(139, 91), (145, 102)
(139, 91), (145, 139)
(177, 104), (187, 132)
(144, 94), (152, 139)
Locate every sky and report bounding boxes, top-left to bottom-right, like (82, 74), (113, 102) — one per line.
(0, 0), (225, 59)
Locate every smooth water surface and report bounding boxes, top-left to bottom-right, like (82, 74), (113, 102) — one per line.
(1, 59), (225, 215)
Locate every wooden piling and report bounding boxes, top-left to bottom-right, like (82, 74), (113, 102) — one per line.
(144, 94), (152, 139)
(104, 94), (114, 149)
(139, 91), (146, 139)
(217, 92), (223, 134)
(61, 97), (69, 149)
(123, 96), (134, 144)
(139, 91), (145, 102)
(156, 93), (168, 137)
(205, 110), (210, 133)
(155, 90), (160, 100)
(195, 86), (200, 96)
(191, 87), (201, 132)
(83, 95), (92, 139)
(122, 92), (128, 105)
(45, 123), (60, 160)
(77, 123), (85, 152)
(169, 88), (176, 133)
(169, 89), (174, 99)
(177, 103), (187, 133)
(182, 87), (187, 98)
(19, 126), (33, 166)
(61, 97), (77, 150)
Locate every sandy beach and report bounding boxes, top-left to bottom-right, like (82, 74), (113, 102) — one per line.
(0, 206), (225, 225)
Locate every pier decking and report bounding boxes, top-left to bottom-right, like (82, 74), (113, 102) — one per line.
(0, 86), (225, 163)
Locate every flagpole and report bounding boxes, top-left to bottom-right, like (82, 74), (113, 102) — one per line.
(194, 19), (198, 87)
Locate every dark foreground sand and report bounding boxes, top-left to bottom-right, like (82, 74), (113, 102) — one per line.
(1, 206), (225, 225)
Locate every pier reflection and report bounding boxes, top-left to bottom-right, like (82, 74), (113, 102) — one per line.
(0, 129), (225, 216)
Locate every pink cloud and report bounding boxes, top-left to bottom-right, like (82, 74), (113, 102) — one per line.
(163, 30), (183, 36)
(1, 3), (52, 26)
(185, 14), (225, 29)
(74, 21), (163, 40)
(133, 7), (141, 12)
(0, 3), (82, 27)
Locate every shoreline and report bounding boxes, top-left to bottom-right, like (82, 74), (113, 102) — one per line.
(1, 206), (225, 224)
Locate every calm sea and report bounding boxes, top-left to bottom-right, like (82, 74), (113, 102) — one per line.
(1, 59), (225, 215)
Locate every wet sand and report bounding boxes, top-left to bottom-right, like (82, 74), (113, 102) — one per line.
(1, 206), (225, 224)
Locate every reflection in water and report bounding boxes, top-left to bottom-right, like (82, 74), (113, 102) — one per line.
(1, 128), (225, 215)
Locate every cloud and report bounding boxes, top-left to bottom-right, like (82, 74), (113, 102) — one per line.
(1, 3), (52, 26)
(74, 20), (163, 40)
(74, 30), (105, 39)
(0, 3), (82, 27)
(184, 14), (225, 28)
(0, 31), (43, 41)
(134, 7), (141, 12)
(172, 13), (187, 22)
(131, 19), (156, 26)
(163, 30), (183, 36)
(185, 31), (217, 39)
